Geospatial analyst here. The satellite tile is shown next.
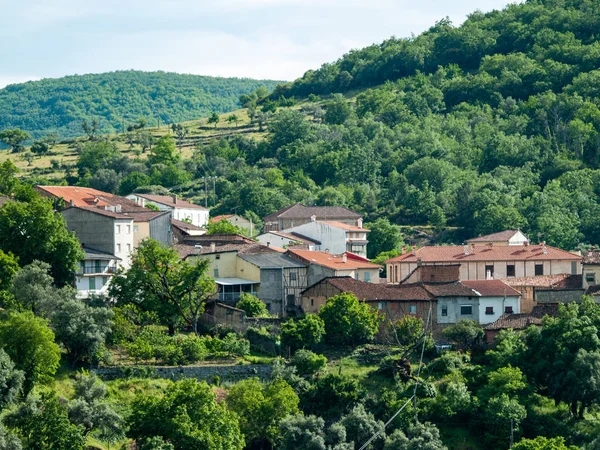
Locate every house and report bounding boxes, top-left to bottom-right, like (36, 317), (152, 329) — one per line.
(300, 276), (435, 321)
(171, 219), (206, 243)
(36, 186), (172, 249)
(504, 274), (584, 312)
(583, 250), (600, 291)
(75, 246), (120, 298)
(287, 249), (381, 287)
(386, 242), (582, 284)
(282, 219), (370, 257)
(127, 193), (209, 227)
(466, 230), (530, 246)
(211, 215), (253, 235)
(263, 203), (362, 232)
(238, 252), (308, 316)
(61, 206), (135, 268)
(256, 231), (320, 251)
(484, 304), (558, 342)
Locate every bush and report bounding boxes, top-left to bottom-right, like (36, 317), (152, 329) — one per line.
(280, 315), (325, 353)
(424, 352), (470, 377)
(237, 293), (270, 318)
(290, 350), (327, 376)
(246, 327), (278, 356)
(319, 293), (381, 345)
(173, 334), (208, 364)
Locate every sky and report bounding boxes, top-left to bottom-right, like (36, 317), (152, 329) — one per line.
(0, 0), (514, 88)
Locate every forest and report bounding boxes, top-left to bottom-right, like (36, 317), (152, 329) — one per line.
(0, 71), (281, 140)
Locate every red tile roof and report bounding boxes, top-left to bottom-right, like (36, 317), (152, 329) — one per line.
(36, 186), (143, 212)
(462, 280), (521, 297)
(304, 277), (433, 301)
(318, 221), (369, 232)
(135, 194), (208, 210)
(421, 282), (477, 297)
(466, 230), (522, 243)
(386, 244), (581, 264)
(484, 305), (558, 331)
(264, 203), (361, 221)
(583, 250), (600, 265)
(287, 249), (381, 271)
(211, 214), (235, 223)
(504, 274), (583, 290)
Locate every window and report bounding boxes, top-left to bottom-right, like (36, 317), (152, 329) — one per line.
(364, 272), (371, 282)
(89, 277), (96, 290)
(505, 306), (514, 314)
(126, 225), (131, 234)
(485, 306), (494, 315)
(441, 306), (448, 316)
(507, 264), (515, 277)
(460, 305), (472, 315)
(311, 299), (314, 307)
(94, 260), (101, 273)
(133, 225), (139, 232)
(287, 294), (295, 305)
(535, 264), (544, 276)
(213, 268), (219, 277)
(354, 272), (359, 280)
(290, 272), (297, 281)
(127, 244), (131, 253)
(116, 225), (120, 234)
(102, 276), (108, 286)
(377, 302), (385, 310)
(572, 261), (578, 275)
(409, 305), (417, 315)
(116, 244), (121, 253)
(485, 264), (494, 279)
(215, 255), (221, 260)
(586, 272), (596, 284)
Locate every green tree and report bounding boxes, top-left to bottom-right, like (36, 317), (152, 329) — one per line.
(127, 378), (244, 450)
(290, 349), (327, 376)
(513, 436), (578, 450)
(237, 293), (270, 317)
(365, 218), (404, 259)
(10, 261), (59, 313)
(0, 349), (24, 411)
(0, 311), (60, 394)
(0, 424), (22, 450)
(148, 136), (180, 165)
(76, 140), (121, 177)
(323, 94), (353, 125)
(119, 171), (151, 195)
(442, 320), (484, 351)
(383, 422), (447, 450)
(280, 315), (326, 353)
(227, 377), (299, 447)
(81, 118), (99, 140)
(0, 198), (84, 286)
(30, 141), (50, 155)
(0, 129), (29, 153)
(0, 250), (19, 292)
(5, 392), (86, 450)
(109, 239), (216, 334)
(206, 218), (243, 235)
(482, 394), (527, 449)
(208, 112), (220, 128)
(339, 403), (385, 448)
(227, 114), (239, 127)
(319, 293), (381, 345)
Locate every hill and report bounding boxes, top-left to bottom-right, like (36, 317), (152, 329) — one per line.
(0, 70), (283, 140)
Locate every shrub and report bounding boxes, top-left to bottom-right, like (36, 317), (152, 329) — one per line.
(237, 293), (270, 318)
(173, 334), (208, 364)
(319, 293), (381, 345)
(280, 315), (325, 353)
(290, 350), (327, 376)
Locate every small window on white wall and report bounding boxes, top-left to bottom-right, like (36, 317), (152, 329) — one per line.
(116, 225), (121, 234)
(116, 244), (121, 253)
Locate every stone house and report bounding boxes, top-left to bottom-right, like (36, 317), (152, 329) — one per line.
(263, 203), (362, 232)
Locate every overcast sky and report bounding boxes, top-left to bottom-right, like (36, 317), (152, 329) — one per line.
(0, 0), (513, 88)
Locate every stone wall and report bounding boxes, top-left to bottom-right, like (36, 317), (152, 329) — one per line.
(93, 363), (272, 382)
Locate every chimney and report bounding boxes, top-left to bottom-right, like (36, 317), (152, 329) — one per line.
(525, 240), (529, 247)
(194, 244), (203, 253)
(464, 244), (469, 255)
(357, 218), (363, 229)
(342, 254), (347, 263)
(417, 257), (422, 266)
(310, 215), (317, 222)
(266, 242), (271, 248)
(210, 242), (216, 253)
(411, 247), (416, 255)
(401, 246), (407, 254)
(470, 244), (475, 254)
(115, 205), (122, 213)
(69, 199), (75, 207)
(542, 241), (547, 255)
(172, 194), (177, 204)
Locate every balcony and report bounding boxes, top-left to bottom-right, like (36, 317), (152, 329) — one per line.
(77, 265), (117, 275)
(218, 291), (258, 304)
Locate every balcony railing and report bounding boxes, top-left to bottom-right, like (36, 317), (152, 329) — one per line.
(218, 291), (258, 304)
(78, 266), (117, 275)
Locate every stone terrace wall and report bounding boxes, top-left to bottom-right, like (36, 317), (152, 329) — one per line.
(94, 364), (272, 382)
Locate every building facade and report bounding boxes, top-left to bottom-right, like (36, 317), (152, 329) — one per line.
(75, 247), (120, 298)
(282, 220), (369, 257)
(263, 204), (362, 232)
(127, 194), (209, 227)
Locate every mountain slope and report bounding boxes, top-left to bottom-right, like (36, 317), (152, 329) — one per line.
(0, 70), (283, 139)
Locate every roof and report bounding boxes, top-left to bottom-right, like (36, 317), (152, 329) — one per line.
(420, 282), (478, 297)
(462, 280), (522, 297)
(175, 241), (258, 259)
(82, 246), (121, 261)
(386, 244), (582, 264)
(318, 221), (369, 232)
(211, 214), (235, 223)
(583, 250), (600, 265)
(239, 252), (306, 269)
(466, 230), (522, 243)
(287, 249), (381, 271)
(302, 277), (433, 301)
(124, 210), (171, 222)
(171, 219), (204, 233)
(484, 305), (559, 331)
(135, 194), (208, 210)
(586, 285), (600, 295)
(264, 203), (362, 221)
(260, 231), (321, 246)
(215, 278), (258, 286)
(36, 186), (144, 212)
(504, 274), (583, 290)
(62, 205), (135, 220)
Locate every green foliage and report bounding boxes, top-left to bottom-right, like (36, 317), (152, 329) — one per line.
(148, 136), (180, 165)
(0, 72), (280, 139)
(442, 320), (484, 351)
(365, 218), (404, 259)
(0, 198), (84, 286)
(383, 422), (447, 450)
(290, 350), (327, 376)
(208, 112), (220, 128)
(0, 349), (24, 411)
(0, 129), (29, 152)
(0, 424), (21, 450)
(280, 315), (325, 353)
(0, 250), (19, 292)
(482, 394), (527, 448)
(76, 140), (121, 177)
(206, 218), (244, 235)
(319, 293), (381, 345)
(300, 373), (364, 419)
(0, 311), (60, 394)
(237, 293), (270, 318)
(227, 377), (299, 447)
(5, 391), (86, 450)
(127, 378), (245, 450)
(513, 436), (578, 450)
(323, 94), (353, 125)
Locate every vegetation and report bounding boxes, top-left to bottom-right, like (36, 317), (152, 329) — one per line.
(0, 71), (281, 140)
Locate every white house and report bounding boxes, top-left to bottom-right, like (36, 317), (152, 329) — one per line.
(127, 194), (209, 228)
(283, 218), (369, 257)
(466, 230), (530, 246)
(75, 247), (121, 298)
(256, 231), (319, 250)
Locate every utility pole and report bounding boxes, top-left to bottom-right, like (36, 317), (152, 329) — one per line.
(203, 177), (208, 208)
(212, 176), (217, 207)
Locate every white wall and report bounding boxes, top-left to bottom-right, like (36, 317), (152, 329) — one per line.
(114, 218), (135, 268)
(478, 296), (520, 324)
(172, 208), (209, 227)
(284, 222), (347, 254)
(75, 275), (112, 298)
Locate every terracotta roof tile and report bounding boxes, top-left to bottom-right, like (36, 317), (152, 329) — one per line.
(386, 244), (581, 264)
(304, 277), (433, 301)
(462, 280), (522, 297)
(210, 215), (235, 223)
(287, 249), (380, 270)
(583, 251), (600, 265)
(421, 282), (477, 297)
(466, 230), (522, 243)
(504, 274), (582, 290)
(136, 194), (208, 210)
(484, 305), (559, 330)
(264, 203), (361, 221)
(171, 218), (203, 232)
(36, 186), (144, 212)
